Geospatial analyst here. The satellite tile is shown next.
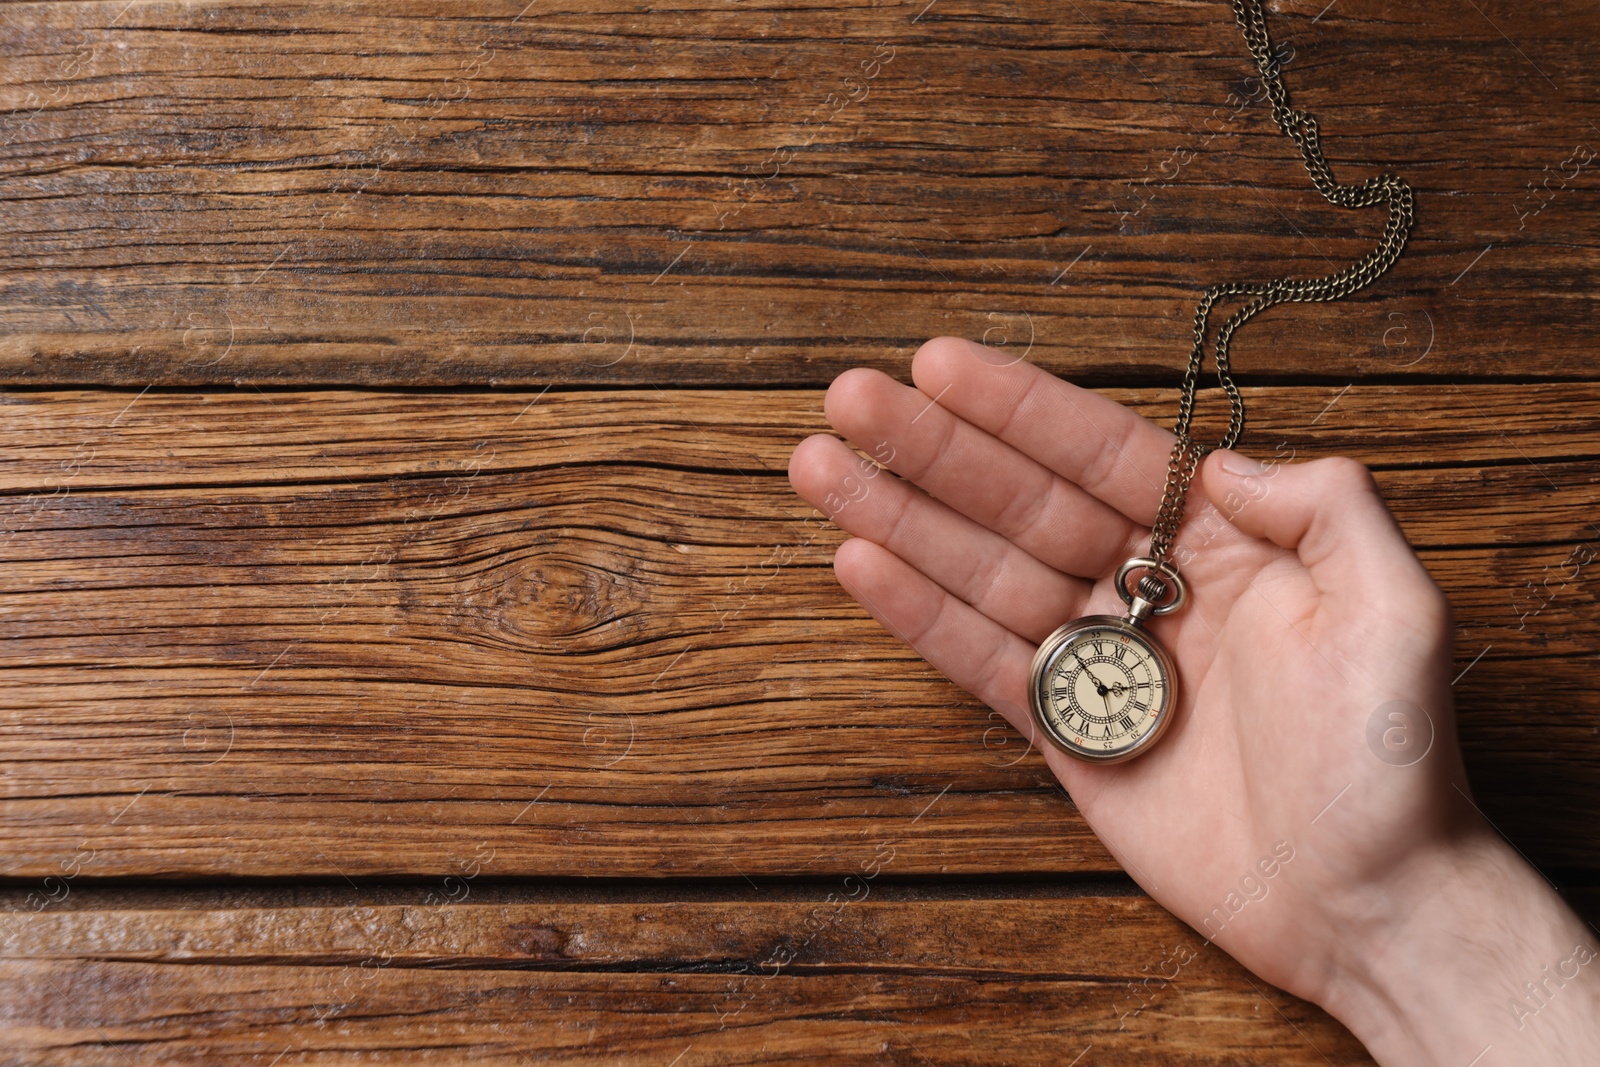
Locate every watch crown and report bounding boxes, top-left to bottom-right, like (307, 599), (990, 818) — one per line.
(1114, 556), (1188, 619)
(1137, 574), (1169, 601)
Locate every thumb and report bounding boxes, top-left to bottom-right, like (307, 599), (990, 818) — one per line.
(1199, 449), (1439, 606)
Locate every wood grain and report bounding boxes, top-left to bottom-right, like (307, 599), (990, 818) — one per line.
(0, 0), (1594, 384)
(0, 885), (1376, 1065)
(0, 386), (1594, 878)
(2, 382), (1600, 490)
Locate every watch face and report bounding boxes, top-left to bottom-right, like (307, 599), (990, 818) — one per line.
(1028, 617), (1176, 763)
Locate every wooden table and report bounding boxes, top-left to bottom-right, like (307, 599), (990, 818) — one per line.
(1, 1), (1596, 1062)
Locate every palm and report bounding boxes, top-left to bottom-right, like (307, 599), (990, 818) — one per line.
(788, 339), (1463, 1005)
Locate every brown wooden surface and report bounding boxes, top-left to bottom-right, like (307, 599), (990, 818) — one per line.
(0, 0), (1594, 385)
(0, 883), (1386, 1065)
(0, 386), (1596, 882)
(2, 0), (1597, 1062)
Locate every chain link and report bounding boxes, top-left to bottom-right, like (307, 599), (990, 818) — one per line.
(1146, 0), (1415, 564)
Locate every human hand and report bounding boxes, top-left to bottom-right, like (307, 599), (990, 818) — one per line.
(787, 337), (1600, 1066)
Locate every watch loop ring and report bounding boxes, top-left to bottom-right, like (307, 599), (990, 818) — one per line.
(1115, 557), (1187, 617)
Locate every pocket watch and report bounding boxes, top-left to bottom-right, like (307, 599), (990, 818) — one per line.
(1027, 0), (1414, 763)
(1028, 558), (1185, 763)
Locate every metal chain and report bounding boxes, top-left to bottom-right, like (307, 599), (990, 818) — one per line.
(1145, 0), (1415, 565)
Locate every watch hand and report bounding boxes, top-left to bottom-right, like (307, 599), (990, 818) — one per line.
(1072, 650), (1111, 695)
(1081, 671), (1120, 697)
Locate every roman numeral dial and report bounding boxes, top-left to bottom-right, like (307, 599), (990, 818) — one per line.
(1027, 617), (1177, 764)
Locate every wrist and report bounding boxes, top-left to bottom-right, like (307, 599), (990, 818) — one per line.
(1322, 820), (1600, 1066)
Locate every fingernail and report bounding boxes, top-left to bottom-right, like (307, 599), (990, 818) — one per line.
(1215, 449), (1265, 476)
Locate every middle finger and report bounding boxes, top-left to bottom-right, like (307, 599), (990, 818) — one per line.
(788, 432), (1094, 642)
(823, 367), (1147, 580)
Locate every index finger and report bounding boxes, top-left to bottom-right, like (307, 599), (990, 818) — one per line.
(910, 336), (1182, 527)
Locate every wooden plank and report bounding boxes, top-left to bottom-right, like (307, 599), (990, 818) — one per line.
(0, 386), (1595, 877)
(0, 887), (1375, 1065)
(0, 1), (1594, 384)
(0, 382), (1597, 491)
